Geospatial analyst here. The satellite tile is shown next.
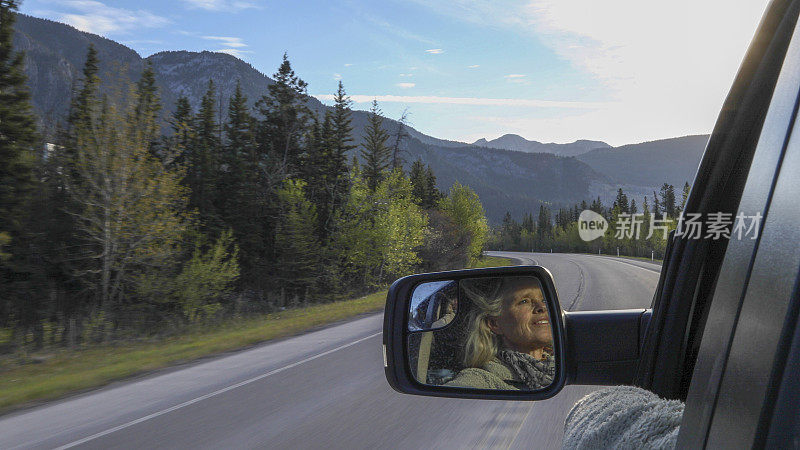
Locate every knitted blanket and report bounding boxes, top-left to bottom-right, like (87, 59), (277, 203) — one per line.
(562, 385), (684, 449)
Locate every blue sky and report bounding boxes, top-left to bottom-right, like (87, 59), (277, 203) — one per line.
(21, 0), (769, 146)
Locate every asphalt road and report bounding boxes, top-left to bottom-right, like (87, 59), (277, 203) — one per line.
(0, 252), (661, 449)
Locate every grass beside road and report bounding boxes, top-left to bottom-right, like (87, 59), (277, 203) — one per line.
(0, 290), (387, 413)
(471, 255), (517, 268)
(0, 256), (514, 413)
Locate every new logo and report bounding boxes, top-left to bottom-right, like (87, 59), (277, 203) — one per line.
(578, 210), (608, 242)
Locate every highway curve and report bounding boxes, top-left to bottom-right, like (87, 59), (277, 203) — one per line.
(0, 252), (661, 449)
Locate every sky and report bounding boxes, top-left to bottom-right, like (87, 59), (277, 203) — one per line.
(21, 0), (770, 146)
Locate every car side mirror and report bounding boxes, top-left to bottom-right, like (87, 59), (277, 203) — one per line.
(382, 265), (653, 400)
(382, 265), (567, 400)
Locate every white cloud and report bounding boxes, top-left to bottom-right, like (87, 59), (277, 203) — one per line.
(395, 83), (416, 89)
(504, 74), (529, 84)
(334, 73), (343, 81)
(217, 48), (251, 58)
(399, 73), (413, 77)
(50, 1), (169, 35)
(314, 94), (606, 109)
(408, 0), (770, 144)
(425, 48), (444, 54)
(181, 0), (259, 12)
(199, 35), (251, 58)
(202, 36), (247, 48)
(344, 63), (354, 67)
(468, 64), (480, 68)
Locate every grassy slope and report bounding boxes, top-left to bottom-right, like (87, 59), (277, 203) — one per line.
(0, 256), (514, 413)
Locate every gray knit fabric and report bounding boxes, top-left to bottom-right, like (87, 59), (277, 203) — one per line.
(496, 350), (555, 390)
(562, 385), (683, 449)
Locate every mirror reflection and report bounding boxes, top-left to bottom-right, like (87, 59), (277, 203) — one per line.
(408, 280), (458, 332)
(407, 276), (555, 391)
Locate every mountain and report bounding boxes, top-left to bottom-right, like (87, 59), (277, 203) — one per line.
(11, 13), (704, 223)
(11, 14), (146, 130)
(403, 139), (614, 223)
(472, 134), (611, 157)
(577, 135), (708, 189)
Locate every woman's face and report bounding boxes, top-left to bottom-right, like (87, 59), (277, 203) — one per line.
(487, 278), (552, 358)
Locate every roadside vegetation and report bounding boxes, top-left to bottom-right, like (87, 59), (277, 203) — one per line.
(0, 255), (512, 413)
(487, 186), (688, 260)
(0, 1), (489, 361)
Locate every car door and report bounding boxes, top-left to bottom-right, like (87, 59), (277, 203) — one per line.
(635, 0), (800, 405)
(676, 0), (800, 444)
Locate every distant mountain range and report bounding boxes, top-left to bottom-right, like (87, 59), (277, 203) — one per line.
(12, 14), (709, 223)
(472, 134), (611, 157)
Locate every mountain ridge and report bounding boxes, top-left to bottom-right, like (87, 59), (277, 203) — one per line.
(12, 13), (708, 223)
(472, 133), (611, 157)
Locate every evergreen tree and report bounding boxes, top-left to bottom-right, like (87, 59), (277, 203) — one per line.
(630, 198), (638, 215)
(537, 205), (552, 238)
(390, 108), (409, 170)
(660, 183), (677, 217)
(221, 81), (264, 281)
(327, 81), (355, 226)
(190, 80), (222, 233)
(301, 113), (335, 238)
(168, 96), (194, 167)
(521, 213), (535, 234)
(360, 100), (390, 191)
(131, 63), (160, 152)
(614, 188), (629, 214)
(409, 159), (441, 209)
(0, 0), (43, 332)
(274, 179), (321, 300)
(256, 53), (311, 176)
(0, 0), (37, 243)
(653, 191), (661, 217)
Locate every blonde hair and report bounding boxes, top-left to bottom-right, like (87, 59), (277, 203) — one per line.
(461, 278), (509, 368)
(461, 277), (546, 368)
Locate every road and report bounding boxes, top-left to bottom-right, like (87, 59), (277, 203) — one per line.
(0, 252), (661, 449)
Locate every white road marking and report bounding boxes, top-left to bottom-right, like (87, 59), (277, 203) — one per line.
(54, 331), (382, 450)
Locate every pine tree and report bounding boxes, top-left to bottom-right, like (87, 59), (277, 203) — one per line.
(220, 81), (264, 281)
(409, 159), (426, 205)
(653, 191), (661, 217)
(390, 108), (409, 170)
(0, 0), (37, 242)
(301, 112), (335, 239)
(660, 183), (676, 217)
(360, 100), (390, 191)
(64, 45), (100, 176)
(168, 96), (194, 167)
(274, 179), (321, 299)
(614, 188), (629, 214)
(409, 159), (440, 209)
(256, 53), (311, 176)
(630, 198), (638, 215)
(521, 212), (535, 233)
(537, 205), (552, 238)
(131, 63), (160, 152)
(190, 80), (222, 233)
(329, 81), (355, 213)
(0, 0), (43, 332)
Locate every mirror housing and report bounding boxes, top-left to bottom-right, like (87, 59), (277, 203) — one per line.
(382, 265), (567, 400)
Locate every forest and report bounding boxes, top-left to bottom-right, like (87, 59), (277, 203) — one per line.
(487, 184), (689, 259)
(0, 1), (488, 352)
